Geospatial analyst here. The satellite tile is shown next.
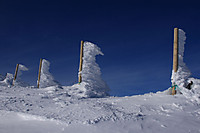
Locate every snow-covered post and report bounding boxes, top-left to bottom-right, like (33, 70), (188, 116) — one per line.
(173, 28), (178, 73)
(172, 28), (179, 95)
(38, 59), (59, 88)
(171, 28), (191, 95)
(37, 58), (43, 88)
(12, 64), (19, 85)
(80, 41), (109, 97)
(78, 40), (84, 83)
(12, 64), (29, 86)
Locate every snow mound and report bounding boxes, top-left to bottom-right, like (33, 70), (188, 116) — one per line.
(76, 41), (109, 98)
(39, 59), (60, 88)
(181, 78), (200, 103)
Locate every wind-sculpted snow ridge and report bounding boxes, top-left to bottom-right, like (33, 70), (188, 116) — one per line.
(73, 41), (109, 98)
(39, 59), (60, 88)
(171, 29), (200, 103)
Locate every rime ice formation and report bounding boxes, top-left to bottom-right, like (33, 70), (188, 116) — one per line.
(73, 41), (109, 98)
(171, 29), (191, 88)
(38, 59), (59, 88)
(0, 65), (29, 87)
(18, 64), (28, 76)
(13, 64), (29, 87)
(0, 73), (14, 86)
(171, 29), (200, 103)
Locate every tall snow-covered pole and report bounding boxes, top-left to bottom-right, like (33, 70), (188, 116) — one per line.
(37, 58), (43, 88)
(172, 28), (179, 95)
(78, 40), (84, 83)
(173, 28), (178, 73)
(13, 64), (19, 85)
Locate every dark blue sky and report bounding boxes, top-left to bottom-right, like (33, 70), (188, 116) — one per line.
(1, 0), (200, 96)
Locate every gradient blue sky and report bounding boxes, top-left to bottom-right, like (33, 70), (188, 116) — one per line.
(1, 0), (200, 96)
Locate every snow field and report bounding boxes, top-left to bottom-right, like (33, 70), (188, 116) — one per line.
(0, 86), (200, 133)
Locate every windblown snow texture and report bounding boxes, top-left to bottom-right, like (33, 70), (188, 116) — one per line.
(39, 59), (59, 88)
(1, 86), (200, 133)
(77, 42), (109, 98)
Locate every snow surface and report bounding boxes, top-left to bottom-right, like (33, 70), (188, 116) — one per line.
(0, 86), (200, 133)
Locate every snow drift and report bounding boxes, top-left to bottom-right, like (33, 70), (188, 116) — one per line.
(72, 41), (109, 98)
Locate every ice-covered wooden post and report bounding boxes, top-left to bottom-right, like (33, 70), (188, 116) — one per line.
(37, 58), (43, 88)
(78, 40), (84, 83)
(13, 64), (19, 85)
(172, 28), (179, 95)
